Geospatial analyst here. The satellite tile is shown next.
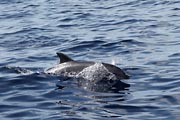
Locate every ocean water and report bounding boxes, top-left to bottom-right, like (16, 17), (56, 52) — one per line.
(0, 0), (180, 119)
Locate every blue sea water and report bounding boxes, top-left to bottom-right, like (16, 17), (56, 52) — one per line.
(0, 0), (180, 119)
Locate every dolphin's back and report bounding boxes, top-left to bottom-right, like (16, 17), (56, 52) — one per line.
(46, 61), (94, 75)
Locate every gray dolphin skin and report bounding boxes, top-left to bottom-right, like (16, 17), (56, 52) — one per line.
(46, 52), (129, 80)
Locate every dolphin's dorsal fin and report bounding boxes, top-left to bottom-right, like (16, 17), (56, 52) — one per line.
(56, 52), (74, 63)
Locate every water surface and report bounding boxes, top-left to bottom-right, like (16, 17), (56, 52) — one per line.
(0, 0), (180, 119)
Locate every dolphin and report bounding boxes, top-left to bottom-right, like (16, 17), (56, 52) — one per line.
(46, 52), (129, 80)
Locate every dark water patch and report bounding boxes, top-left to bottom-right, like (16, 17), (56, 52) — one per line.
(1, 27), (48, 36)
(0, 28), (51, 47)
(95, 39), (147, 54)
(160, 95), (179, 105)
(0, 0), (24, 4)
(22, 4), (40, 9)
(41, 88), (65, 99)
(79, 40), (105, 45)
(57, 24), (81, 28)
(63, 44), (94, 52)
(5, 109), (39, 119)
(102, 41), (121, 47)
(62, 40), (105, 52)
(121, 0), (168, 8)
(60, 17), (75, 22)
(168, 53), (180, 57)
(39, 101), (70, 110)
(59, 10), (72, 14)
(0, 72), (56, 93)
(103, 104), (158, 112)
(26, 56), (55, 62)
(147, 60), (171, 66)
(120, 39), (146, 46)
(146, 59), (180, 68)
(5, 94), (44, 102)
(93, 93), (129, 103)
(168, 0), (180, 5)
(74, 12), (92, 19)
(120, 0), (140, 6)
(0, 10), (33, 20)
(172, 7), (180, 10)
(121, 19), (155, 24)
(151, 76), (180, 89)
(0, 104), (23, 113)
(59, 117), (85, 120)
(87, 19), (156, 31)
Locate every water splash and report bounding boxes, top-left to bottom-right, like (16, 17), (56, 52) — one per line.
(111, 59), (116, 65)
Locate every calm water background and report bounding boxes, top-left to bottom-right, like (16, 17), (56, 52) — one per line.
(0, 0), (180, 119)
